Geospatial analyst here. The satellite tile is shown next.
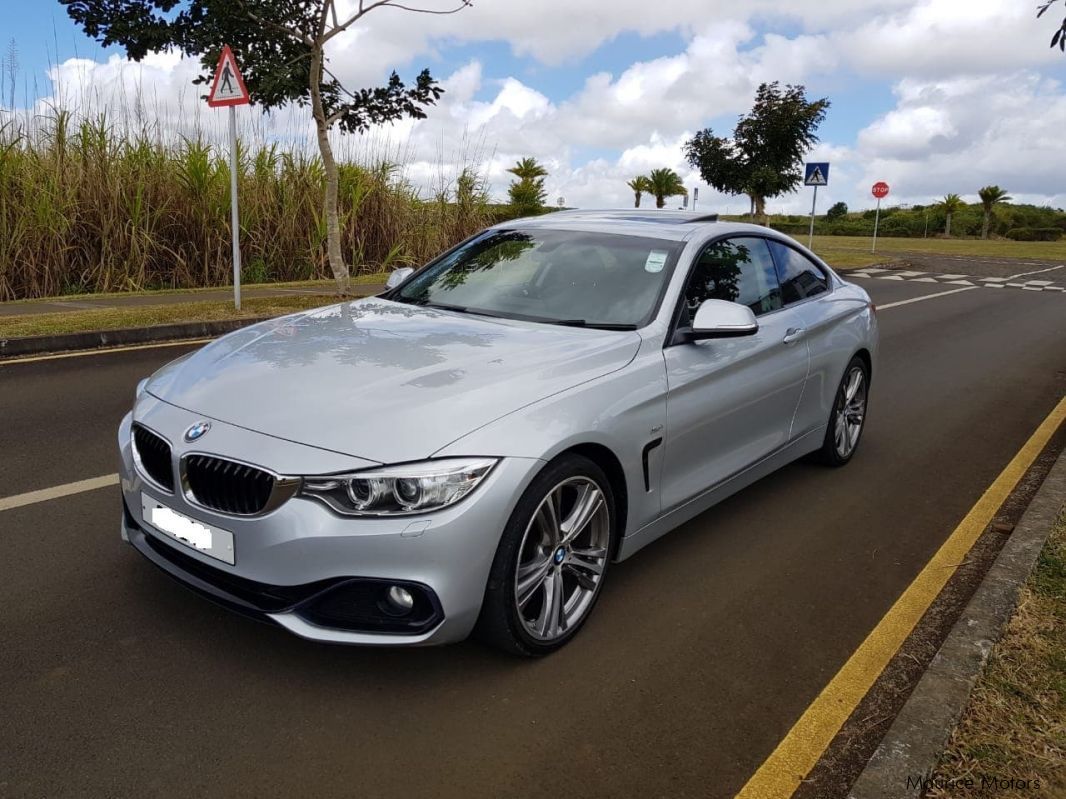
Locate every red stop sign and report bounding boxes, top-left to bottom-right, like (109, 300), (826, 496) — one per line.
(872, 181), (890, 199)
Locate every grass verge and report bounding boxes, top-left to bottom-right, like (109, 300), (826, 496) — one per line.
(0, 295), (337, 338)
(2, 273), (388, 306)
(798, 235), (1066, 264)
(803, 242), (901, 270)
(929, 513), (1066, 798)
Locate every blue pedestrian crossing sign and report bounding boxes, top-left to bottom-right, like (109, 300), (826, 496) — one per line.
(805, 162), (830, 186)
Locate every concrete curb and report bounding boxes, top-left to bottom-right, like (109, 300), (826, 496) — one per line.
(848, 444), (1066, 798)
(0, 316), (271, 358)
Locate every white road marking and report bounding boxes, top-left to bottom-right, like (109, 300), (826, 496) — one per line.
(877, 286), (979, 310)
(1006, 263), (1065, 279)
(0, 474), (119, 512)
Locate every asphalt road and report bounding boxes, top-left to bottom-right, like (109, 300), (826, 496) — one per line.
(1, 278), (1064, 799)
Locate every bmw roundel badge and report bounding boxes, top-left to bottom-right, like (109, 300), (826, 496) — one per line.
(184, 421), (212, 442)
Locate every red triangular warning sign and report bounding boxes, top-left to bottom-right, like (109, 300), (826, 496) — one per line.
(207, 45), (250, 107)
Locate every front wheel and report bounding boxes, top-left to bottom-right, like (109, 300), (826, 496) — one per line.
(816, 356), (870, 467)
(475, 454), (615, 657)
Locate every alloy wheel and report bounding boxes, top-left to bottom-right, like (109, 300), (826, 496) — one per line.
(513, 477), (611, 642)
(834, 366), (867, 459)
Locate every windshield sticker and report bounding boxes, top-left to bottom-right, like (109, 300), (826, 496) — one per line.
(645, 251), (668, 273)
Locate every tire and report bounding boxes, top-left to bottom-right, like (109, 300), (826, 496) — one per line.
(475, 454), (616, 657)
(815, 355), (870, 467)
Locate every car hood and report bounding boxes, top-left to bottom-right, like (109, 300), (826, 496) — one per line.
(146, 298), (641, 463)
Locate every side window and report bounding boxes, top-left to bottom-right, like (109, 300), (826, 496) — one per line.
(683, 237), (782, 319)
(768, 241), (828, 305)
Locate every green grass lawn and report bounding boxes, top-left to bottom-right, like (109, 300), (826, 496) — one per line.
(0, 295), (338, 338)
(796, 235), (1066, 268)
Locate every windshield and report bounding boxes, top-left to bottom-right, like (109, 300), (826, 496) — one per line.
(391, 228), (683, 328)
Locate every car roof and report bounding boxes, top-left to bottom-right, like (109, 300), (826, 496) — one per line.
(489, 209), (785, 243)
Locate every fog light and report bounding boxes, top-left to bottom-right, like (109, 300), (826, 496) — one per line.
(386, 585), (415, 613)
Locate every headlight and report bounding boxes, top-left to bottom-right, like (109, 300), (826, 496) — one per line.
(300, 458), (497, 516)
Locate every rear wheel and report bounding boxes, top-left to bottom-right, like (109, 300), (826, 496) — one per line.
(816, 356), (869, 467)
(476, 454), (615, 657)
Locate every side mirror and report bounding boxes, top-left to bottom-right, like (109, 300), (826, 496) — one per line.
(385, 266), (415, 290)
(678, 299), (759, 343)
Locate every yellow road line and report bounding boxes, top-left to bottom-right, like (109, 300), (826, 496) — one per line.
(736, 393), (1066, 799)
(0, 338), (213, 366)
(0, 473), (120, 513)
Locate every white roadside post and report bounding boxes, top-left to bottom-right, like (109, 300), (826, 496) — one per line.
(207, 45), (252, 310)
(871, 181), (890, 253)
(804, 162), (829, 249)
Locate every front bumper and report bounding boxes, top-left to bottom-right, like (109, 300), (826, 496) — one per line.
(118, 401), (543, 646)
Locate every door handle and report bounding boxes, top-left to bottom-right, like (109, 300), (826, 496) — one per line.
(783, 327), (806, 344)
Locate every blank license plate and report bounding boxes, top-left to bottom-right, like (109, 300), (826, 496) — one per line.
(141, 494), (235, 565)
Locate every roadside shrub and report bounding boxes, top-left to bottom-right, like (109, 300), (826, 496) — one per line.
(825, 201), (848, 221)
(879, 215), (923, 237)
(0, 109), (493, 300)
(769, 223), (809, 235)
(1005, 227), (1062, 242)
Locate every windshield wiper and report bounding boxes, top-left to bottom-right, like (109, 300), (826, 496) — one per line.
(423, 301), (474, 314)
(549, 320), (638, 330)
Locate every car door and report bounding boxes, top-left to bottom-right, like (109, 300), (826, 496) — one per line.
(659, 236), (811, 511)
(765, 239), (837, 438)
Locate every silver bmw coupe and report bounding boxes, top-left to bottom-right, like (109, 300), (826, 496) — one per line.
(119, 210), (878, 655)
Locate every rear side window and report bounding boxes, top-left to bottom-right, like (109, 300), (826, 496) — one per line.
(768, 241), (828, 305)
(683, 237), (782, 318)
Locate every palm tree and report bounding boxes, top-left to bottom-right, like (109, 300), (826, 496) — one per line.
(938, 193), (965, 237)
(646, 168), (688, 209)
(507, 157), (548, 182)
(977, 185), (1011, 239)
(627, 176), (652, 208)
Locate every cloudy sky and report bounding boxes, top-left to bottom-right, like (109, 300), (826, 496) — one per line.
(3, 0), (1065, 213)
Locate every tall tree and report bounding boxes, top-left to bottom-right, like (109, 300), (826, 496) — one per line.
(627, 175), (652, 208)
(977, 185), (1011, 239)
(60, 0), (470, 294)
(938, 194), (965, 237)
(1039, 0), (1066, 50)
(646, 168), (687, 209)
(507, 157), (548, 215)
(683, 82), (829, 221)
(826, 201), (848, 221)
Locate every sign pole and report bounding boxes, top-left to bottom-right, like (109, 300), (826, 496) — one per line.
(870, 181), (891, 253)
(228, 105), (241, 310)
(871, 196), (881, 254)
(803, 162), (829, 250)
(207, 44), (251, 311)
(808, 185), (818, 249)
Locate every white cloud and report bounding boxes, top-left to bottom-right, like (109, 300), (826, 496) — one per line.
(837, 0), (1060, 78)
(13, 0), (1066, 215)
(853, 72), (1066, 206)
